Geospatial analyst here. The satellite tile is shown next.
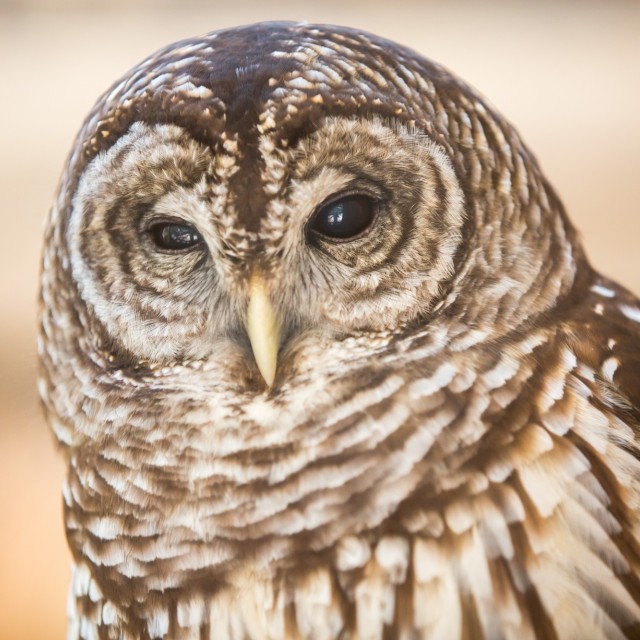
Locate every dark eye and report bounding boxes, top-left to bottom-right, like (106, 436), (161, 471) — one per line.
(310, 195), (376, 241)
(148, 221), (203, 251)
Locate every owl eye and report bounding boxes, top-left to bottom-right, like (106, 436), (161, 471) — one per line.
(310, 195), (376, 241)
(148, 221), (203, 251)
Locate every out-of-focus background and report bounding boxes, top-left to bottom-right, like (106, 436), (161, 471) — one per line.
(0, 1), (638, 638)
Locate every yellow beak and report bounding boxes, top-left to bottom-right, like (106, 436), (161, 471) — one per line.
(246, 275), (282, 387)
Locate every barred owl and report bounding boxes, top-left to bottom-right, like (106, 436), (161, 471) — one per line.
(38, 21), (640, 640)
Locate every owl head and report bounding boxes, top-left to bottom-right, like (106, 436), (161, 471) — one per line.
(38, 22), (584, 608)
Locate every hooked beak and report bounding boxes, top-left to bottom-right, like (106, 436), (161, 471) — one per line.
(245, 274), (282, 387)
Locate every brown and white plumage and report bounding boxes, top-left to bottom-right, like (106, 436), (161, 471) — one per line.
(38, 22), (640, 639)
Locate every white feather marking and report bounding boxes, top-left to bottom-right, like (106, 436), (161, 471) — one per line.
(408, 363), (457, 397)
(414, 538), (447, 584)
(493, 485), (526, 524)
(413, 559), (462, 640)
(620, 304), (640, 323)
(355, 572), (386, 640)
(515, 331), (547, 355)
(601, 357), (619, 382)
(449, 328), (489, 351)
(472, 495), (515, 562)
(523, 423), (554, 458)
(519, 463), (564, 518)
(208, 590), (236, 640)
(62, 479), (72, 506)
(482, 354), (520, 390)
(147, 608), (169, 639)
(287, 76), (316, 90)
(79, 617), (97, 640)
(322, 374), (404, 429)
(486, 458), (515, 483)
(177, 594), (206, 628)
(295, 568), (343, 640)
(456, 528), (493, 625)
(445, 500), (476, 535)
(401, 509), (445, 536)
(374, 536), (410, 584)
(88, 578), (102, 603)
(72, 563), (91, 597)
(265, 587), (286, 639)
(537, 349), (574, 412)
(335, 535), (371, 571)
(147, 72), (172, 89)
(101, 601), (117, 626)
(181, 84), (214, 99)
(591, 284), (616, 298)
(542, 397), (575, 436)
(86, 516), (121, 541)
(168, 55), (199, 70)
(573, 400), (613, 454)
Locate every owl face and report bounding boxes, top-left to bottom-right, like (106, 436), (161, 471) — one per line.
(68, 116), (465, 383)
(39, 21), (583, 612)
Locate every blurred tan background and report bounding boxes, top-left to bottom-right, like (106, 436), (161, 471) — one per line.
(0, 1), (638, 638)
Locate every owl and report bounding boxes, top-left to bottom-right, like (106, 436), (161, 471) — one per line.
(38, 21), (640, 640)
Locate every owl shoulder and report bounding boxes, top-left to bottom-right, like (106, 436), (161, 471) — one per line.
(562, 271), (640, 430)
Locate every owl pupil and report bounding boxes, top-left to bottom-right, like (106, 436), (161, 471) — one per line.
(311, 195), (375, 240)
(149, 222), (202, 251)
